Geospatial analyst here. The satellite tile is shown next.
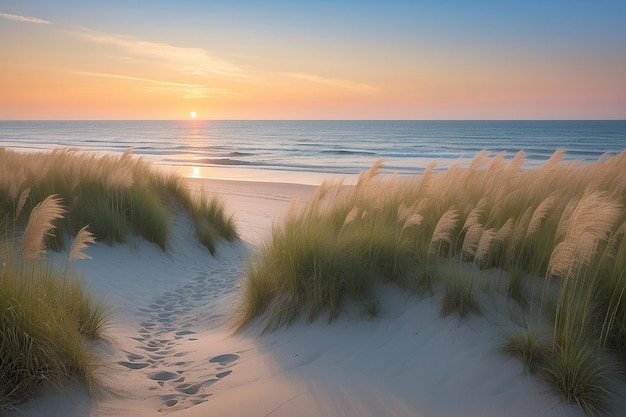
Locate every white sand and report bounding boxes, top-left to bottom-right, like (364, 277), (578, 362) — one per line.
(12, 177), (621, 417)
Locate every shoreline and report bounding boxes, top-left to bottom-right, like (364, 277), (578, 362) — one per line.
(170, 164), (359, 186)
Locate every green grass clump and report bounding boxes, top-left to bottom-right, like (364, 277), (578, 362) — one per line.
(439, 265), (480, 319)
(0, 148), (238, 253)
(504, 328), (547, 373)
(238, 150), (626, 415)
(1, 196), (107, 411)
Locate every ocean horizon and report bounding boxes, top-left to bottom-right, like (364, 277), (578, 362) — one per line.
(1, 120), (624, 183)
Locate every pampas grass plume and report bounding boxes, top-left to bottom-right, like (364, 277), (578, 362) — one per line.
(68, 226), (96, 263)
(548, 192), (622, 279)
(343, 207), (359, 226)
(463, 198), (486, 232)
(429, 208), (459, 256)
(20, 195), (65, 261)
(462, 224), (484, 260)
(475, 227), (497, 265)
(15, 188), (31, 219)
(526, 193), (558, 237)
(402, 213), (423, 233)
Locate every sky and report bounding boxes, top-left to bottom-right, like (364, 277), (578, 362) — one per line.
(1, 1), (625, 120)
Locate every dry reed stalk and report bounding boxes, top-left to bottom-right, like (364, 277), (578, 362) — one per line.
(20, 195), (66, 261)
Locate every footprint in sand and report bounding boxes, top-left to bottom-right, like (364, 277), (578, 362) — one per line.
(209, 353), (240, 364)
(121, 265), (243, 414)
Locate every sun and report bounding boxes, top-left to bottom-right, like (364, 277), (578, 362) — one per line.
(190, 111), (197, 119)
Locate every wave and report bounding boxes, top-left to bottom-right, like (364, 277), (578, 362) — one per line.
(197, 158), (253, 166)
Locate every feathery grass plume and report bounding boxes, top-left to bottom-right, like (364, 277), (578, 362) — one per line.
(548, 192), (622, 279)
(467, 150), (491, 171)
(106, 169), (134, 190)
(462, 224), (484, 261)
(357, 159), (384, 187)
(66, 226), (96, 264)
(428, 208), (459, 257)
(475, 227), (497, 266)
(397, 202), (411, 223)
(526, 193), (558, 237)
(312, 179), (332, 201)
(14, 188), (30, 219)
(541, 149), (566, 173)
(495, 218), (514, 243)
(401, 213), (423, 233)
(487, 151), (507, 176)
(462, 198), (486, 232)
(555, 199), (578, 241)
(344, 206), (360, 226)
(506, 207), (532, 266)
(420, 160), (437, 192)
(505, 150), (526, 178)
(120, 147), (134, 162)
(20, 195), (65, 261)
(339, 206), (360, 235)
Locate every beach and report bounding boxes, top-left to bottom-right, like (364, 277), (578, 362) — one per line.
(11, 174), (622, 417)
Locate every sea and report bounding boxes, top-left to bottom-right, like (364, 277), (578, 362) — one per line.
(1, 120), (624, 184)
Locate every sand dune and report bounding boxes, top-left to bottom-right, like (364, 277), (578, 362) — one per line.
(12, 178), (622, 417)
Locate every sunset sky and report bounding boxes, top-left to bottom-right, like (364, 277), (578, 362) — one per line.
(1, 1), (625, 120)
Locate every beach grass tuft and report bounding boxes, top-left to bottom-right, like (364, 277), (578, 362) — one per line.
(0, 148), (238, 252)
(0, 147), (239, 410)
(238, 149), (626, 415)
(1, 203), (107, 410)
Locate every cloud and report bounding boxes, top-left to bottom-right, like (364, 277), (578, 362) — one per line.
(74, 29), (244, 78)
(284, 72), (382, 95)
(0, 12), (51, 24)
(74, 71), (232, 99)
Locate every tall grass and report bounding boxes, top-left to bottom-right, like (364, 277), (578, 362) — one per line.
(237, 150), (626, 415)
(0, 148), (238, 253)
(1, 194), (107, 410)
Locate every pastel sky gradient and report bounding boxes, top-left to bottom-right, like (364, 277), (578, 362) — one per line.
(1, 1), (625, 120)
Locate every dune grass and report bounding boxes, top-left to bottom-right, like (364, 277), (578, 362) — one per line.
(0, 148), (238, 253)
(237, 150), (626, 415)
(0, 147), (238, 410)
(1, 195), (107, 410)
